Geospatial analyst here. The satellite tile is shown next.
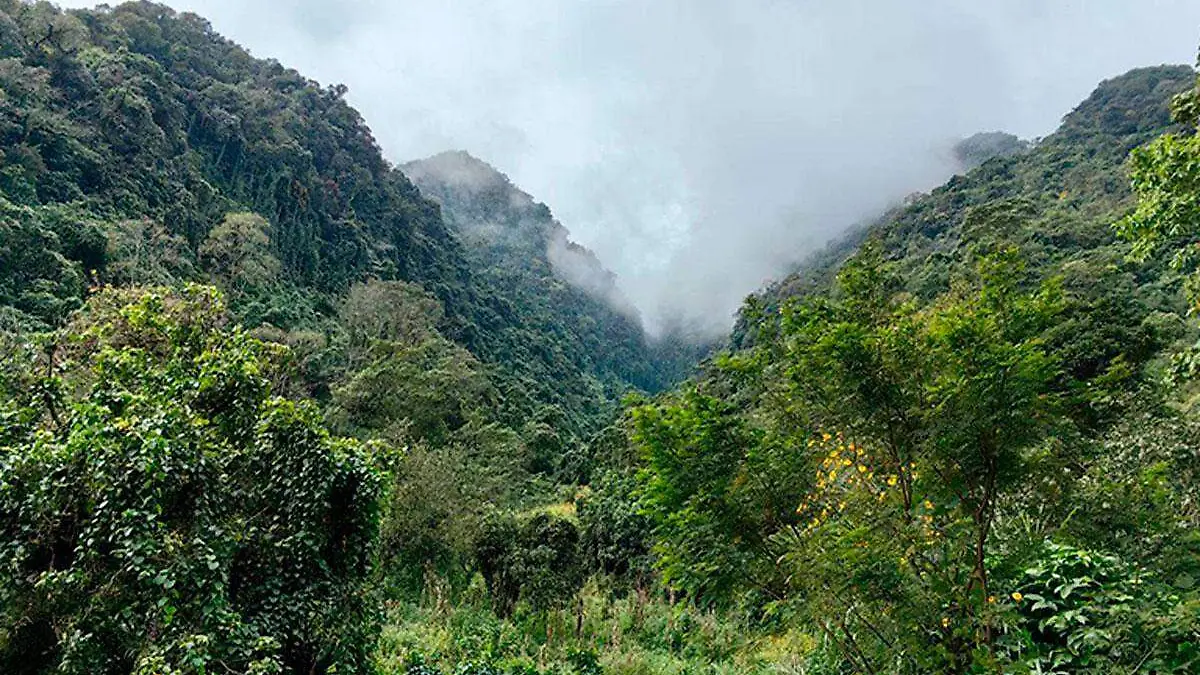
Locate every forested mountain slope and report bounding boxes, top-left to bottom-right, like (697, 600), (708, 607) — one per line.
(1, 2), (704, 670)
(751, 66), (1194, 333)
(4, 1), (1200, 673)
(404, 151), (691, 399)
(0, 0), (685, 440)
(613, 63), (1200, 673)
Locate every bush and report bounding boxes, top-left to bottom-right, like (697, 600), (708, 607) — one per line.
(0, 286), (382, 674)
(475, 513), (584, 617)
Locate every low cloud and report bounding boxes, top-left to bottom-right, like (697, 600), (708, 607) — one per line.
(58, 0), (1200, 334)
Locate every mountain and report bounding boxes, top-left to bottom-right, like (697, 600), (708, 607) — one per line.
(4, 1), (1198, 673)
(622, 63), (1200, 673)
(747, 65), (1195, 344)
(952, 131), (1031, 171)
(404, 150), (703, 397)
(0, 0), (695, 441)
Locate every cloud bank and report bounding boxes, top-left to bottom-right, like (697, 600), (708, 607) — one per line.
(59, 0), (1200, 334)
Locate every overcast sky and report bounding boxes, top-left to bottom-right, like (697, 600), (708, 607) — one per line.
(60, 1), (1200, 333)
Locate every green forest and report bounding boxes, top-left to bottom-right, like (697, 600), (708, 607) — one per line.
(1, 2), (1198, 674)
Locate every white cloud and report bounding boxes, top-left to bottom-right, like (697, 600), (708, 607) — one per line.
(56, 0), (1200, 332)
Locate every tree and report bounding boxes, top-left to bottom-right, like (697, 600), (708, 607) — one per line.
(104, 218), (195, 287)
(338, 279), (443, 372)
(775, 247), (1063, 668)
(474, 513), (584, 617)
(199, 212), (281, 293)
(631, 385), (803, 604)
(0, 286), (381, 674)
(1120, 64), (1200, 312)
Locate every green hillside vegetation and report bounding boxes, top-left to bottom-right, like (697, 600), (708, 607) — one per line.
(0, 0), (686, 444)
(615, 64), (1200, 673)
(402, 151), (707, 406)
(2, 1), (1200, 673)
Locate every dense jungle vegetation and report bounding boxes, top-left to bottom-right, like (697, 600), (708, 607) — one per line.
(1, 2), (1198, 674)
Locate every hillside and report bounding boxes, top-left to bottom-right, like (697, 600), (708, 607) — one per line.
(756, 66), (1193, 319)
(616, 63), (1200, 673)
(403, 150), (682, 397)
(3, 1), (1200, 673)
(0, 0), (685, 440)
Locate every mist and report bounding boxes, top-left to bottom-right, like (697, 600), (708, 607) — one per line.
(58, 0), (1200, 335)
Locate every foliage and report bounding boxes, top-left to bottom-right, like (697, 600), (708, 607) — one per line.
(374, 583), (799, 675)
(199, 212), (281, 294)
(1120, 66), (1200, 312)
(3, 3), (1200, 673)
(631, 386), (800, 604)
(999, 541), (1199, 673)
(0, 0), (694, 454)
(0, 286), (381, 674)
(475, 513), (585, 618)
(577, 466), (654, 589)
(628, 63), (1200, 674)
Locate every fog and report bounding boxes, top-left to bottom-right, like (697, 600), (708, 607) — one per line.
(59, 1), (1200, 334)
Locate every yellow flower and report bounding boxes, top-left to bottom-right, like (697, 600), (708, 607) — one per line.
(941, 617), (950, 628)
(887, 475), (898, 487)
(923, 500), (934, 510)
(822, 432), (832, 442)
(987, 596), (996, 604)
(857, 465), (868, 473)
(1011, 592), (1023, 602)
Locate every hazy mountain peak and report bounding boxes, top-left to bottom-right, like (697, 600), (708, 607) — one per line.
(403, 151), (635, 316)
(402, 150), (516, 197)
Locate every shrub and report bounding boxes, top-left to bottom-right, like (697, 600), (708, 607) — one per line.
(0, 286), (382, 674)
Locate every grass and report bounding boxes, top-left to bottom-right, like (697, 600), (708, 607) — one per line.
(373, 576), (822, 674)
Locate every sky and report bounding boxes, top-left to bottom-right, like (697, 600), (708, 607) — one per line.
(59, 1), (1200, 334)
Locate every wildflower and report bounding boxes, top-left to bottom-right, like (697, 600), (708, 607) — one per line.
(1011, 592), (1023, 602)
(941, 617), (950, 628)
(923, 500), (934, 510)
(987, 596), (996, 604)
(822, 432), (832, 442)
(857, 465), (867, 473)
(887, 475), (898, 487)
